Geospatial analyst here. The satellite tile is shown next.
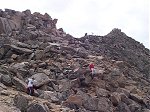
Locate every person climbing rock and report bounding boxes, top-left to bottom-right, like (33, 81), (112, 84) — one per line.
(27, 77), (36, 96)
(89, 63), (95, 79)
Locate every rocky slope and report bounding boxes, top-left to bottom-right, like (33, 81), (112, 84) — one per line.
(0, 9), (149, 112)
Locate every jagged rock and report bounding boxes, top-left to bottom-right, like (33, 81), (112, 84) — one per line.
(83, 97), (99, 111)
(10, 62), (29, 78)
(120, 93), (133, 105)
(97, 97), (111, 112)
(83, 97), (111, 112)
(0, 17), (19, 34)
(27, 103), (48, 112)
(11, 54), (18, 60)
(12, 77), (27, 92)
(116, 88), (130, 97)
(40, 91), (59, 104)
(0, 90), (10, 96)
(16, 42), (31, 49)
(3, 44), (33, 55)
(11, 62), (29, 69)
(0, 82), (7, 90)
(116, 102), (131, 112)
(59, 79), (72, 92)
(76, 89), (91, 102)
(31, 73), (50, 87)
(63, 95), (83, 109)
(1, 74), (12, 86)
(23, 9), (31, 16)
(96, 87), (109, 97)
(128, 102), (141, 112)
(14, 94), (29, 112)
(34, 50), (44, 60)
(110, 92), (121, 106)
(129, 93), (144, 104)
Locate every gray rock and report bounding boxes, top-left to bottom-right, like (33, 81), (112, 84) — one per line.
(83, 97), (99, 111)
(27, 103), (48, 112)
(4, 44), (33, 54)
(0, 82), (7, 90)
(31, 73), (50, 87)
(0, 17), (19, 34)
(14, 94), (29, 112)
(129, 93), (144, 104)
(40, 91), (60, 104)
(116, 102), (131, 112)
(1, 74), (12, 86)
(97, 97), (111, 112)
(96, 87), (109, 97)
(12, 77), (27, 92)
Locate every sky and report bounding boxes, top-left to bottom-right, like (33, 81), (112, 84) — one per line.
(0, 0), (149, 49)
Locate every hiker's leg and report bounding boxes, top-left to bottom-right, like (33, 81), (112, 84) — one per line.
(31, 87), (34, 96)
(28, 87), (32, 95)
(91, 68), (94, 79)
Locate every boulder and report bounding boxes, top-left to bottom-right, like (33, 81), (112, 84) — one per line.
(1, 74), (12, 86)
(0, 17), (19, 34)
(34, 50), (44, 60)
(14, 94), (29, 112)
(12, 77), (27, 92)
(40, 91), (59, 103)
(128, 102), (141, 112)
(0, 82), (7, 90)
(4, 44), (33, 54)
(59, 79), (72, 92)
(83, 97), (111, 111)
(129, 93), (144, 104)
(97, 97), (111, 112)
(110, 92), (121, 106)
(27, 103), (48, 112)
(96, 87), (109, 97)
(116, 102), (131, 112)
(83, 97), (99, 111)
(64, 95), (83, 107)
(31, 73), (50, 87)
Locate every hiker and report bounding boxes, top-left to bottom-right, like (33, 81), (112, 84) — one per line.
(89, 63), (95, 79)
(27, 77), (36, 96)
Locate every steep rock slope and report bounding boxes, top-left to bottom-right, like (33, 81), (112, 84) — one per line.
(0, 9), (149, 112)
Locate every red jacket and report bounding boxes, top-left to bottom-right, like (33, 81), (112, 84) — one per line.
(89, 63), (94, 70)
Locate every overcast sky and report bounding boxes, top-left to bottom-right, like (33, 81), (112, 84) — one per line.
(0, 0), (149, 49)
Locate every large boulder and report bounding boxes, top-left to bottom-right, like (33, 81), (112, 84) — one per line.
(4, 44), (33, 54)
(83, 97), (99, 111)
(12, 77), (27, 92)
(116, 102), (131, 112)
(1, 74), (12, 86)
(27, 103), (48, 112)
(0, 17), (19, 34)
(31, 73), (51, 87)
(83, 97), (111, 111)
(96, 87), (109, 97)
(14, 94), (29, 112)
(40, 91), (59, 103)
(58, 79), (72, 92)
(64, 95), (83, 109)
(110, 92), (121, 106)
(129, 93), (144, 104)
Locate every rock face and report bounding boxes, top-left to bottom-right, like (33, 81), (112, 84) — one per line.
(0, 9), (149, 112)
